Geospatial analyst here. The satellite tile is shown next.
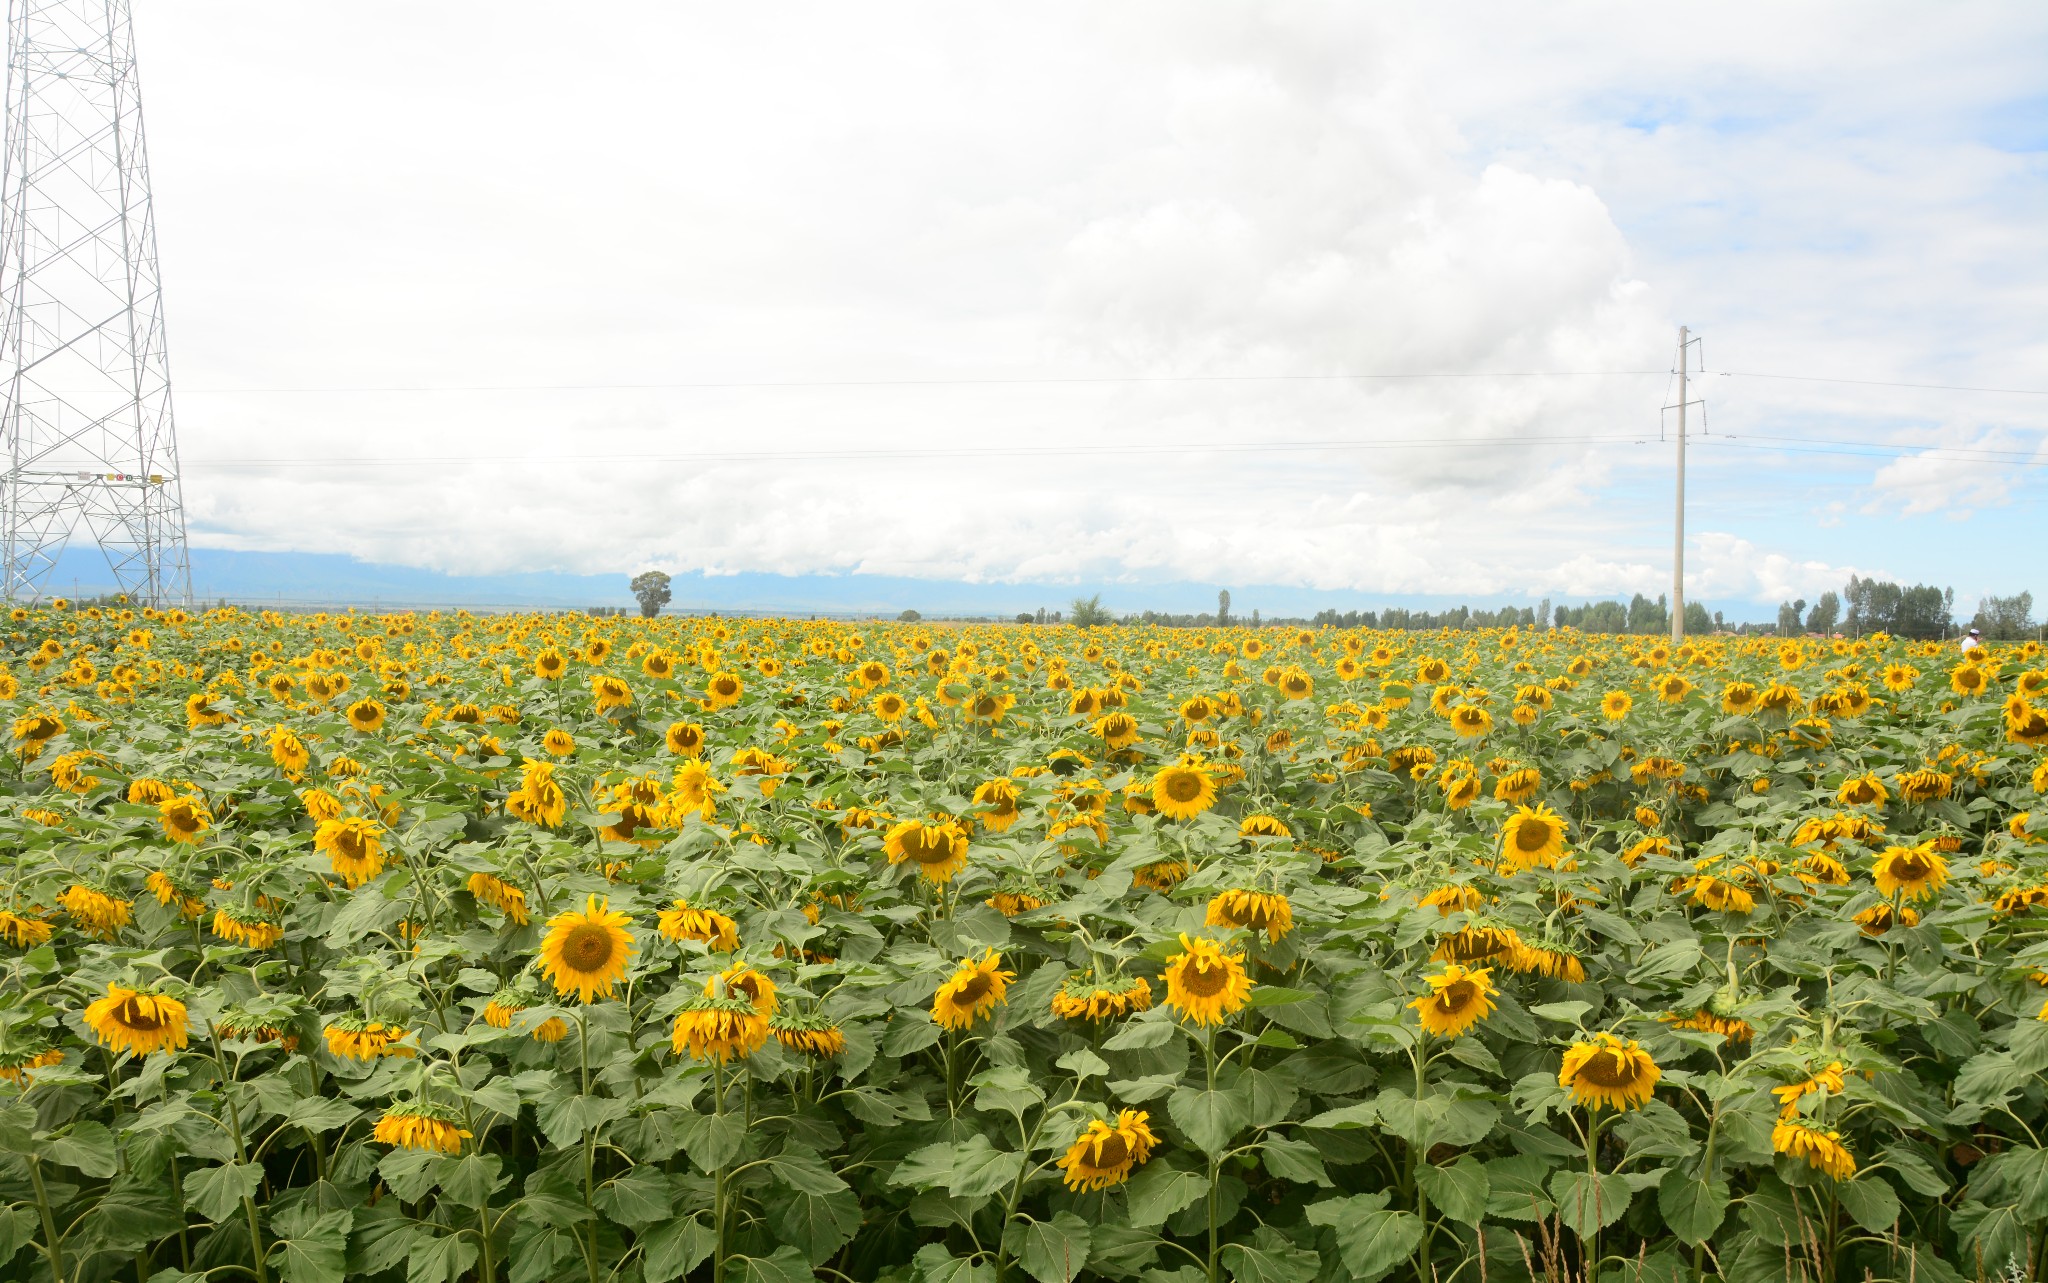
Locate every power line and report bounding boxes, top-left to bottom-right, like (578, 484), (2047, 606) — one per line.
(1712, 370), (2048, 396)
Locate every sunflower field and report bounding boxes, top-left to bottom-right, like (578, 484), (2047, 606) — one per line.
(4, 603), (2048, 1283)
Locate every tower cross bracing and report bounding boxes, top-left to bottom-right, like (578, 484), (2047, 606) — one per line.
(1, 0), (190, 606)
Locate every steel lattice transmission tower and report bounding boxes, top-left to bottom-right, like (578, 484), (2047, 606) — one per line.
(0, 0), (190, 606)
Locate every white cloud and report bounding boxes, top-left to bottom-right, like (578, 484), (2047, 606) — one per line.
(116, 1), (2048, 608)
(1863, 426), (2038, 517)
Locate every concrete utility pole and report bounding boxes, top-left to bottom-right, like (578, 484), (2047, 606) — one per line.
(1671, 325), (1689, 644)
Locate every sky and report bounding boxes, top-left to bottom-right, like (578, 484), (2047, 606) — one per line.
(95, 1), (2048, 616)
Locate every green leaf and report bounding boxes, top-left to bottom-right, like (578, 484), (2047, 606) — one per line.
(1004, 1211), (1092, 1283)
(890, 1141), (958, 1190)
(536, 1092), (627, 1148)
(769, 1148), (849, 1196)
(1529, 1000), (1592, 1024)
(284, 1096), (364, 1134)
(1101, 1017), (1177, 1051)
(1057, 1048), (1110, 1080)
(1123, 1162), (1209, 1227)
(1089, 1222), (1160, 1276)
(1169, 1086), (1248, 1155)
(0, 1206), (39, 1263)
(1836, 1173), (1901, 1232)
(1549, 1170), (1633, 1239)
(775, 1187), (862, 1264)
(881, 1010), (943, 1056)
(642, 1214), (717, 1283)
(378, 1149), (450, 1202)
(731, 1245), (819, 1283)
(46, 1121), (120, 1178)
(1220, 1231), (1320, 1283)
(1972, 1145), (2048, 1220)
(1418, 1156), (1489, 1224)
(1259, 1136), (1332, 1186)
(594, 1164), (671, 1229)
(678, 1109), (747, 1172)
(71, 1184), (185, 1255)
(184, 1160), (264, 1223)
(269, 1208), (354, 1283)
(1485, 1154), (1556, 1221)
(1656, 1169), (1729, 1245)
(1306, 1193), (1423, 1283)
(407, 1231), (480, 1283)
(1950, 1200), (2028, 1275)
(947, 1135), (1026, 1198)
(438, 1153), (507, 1205)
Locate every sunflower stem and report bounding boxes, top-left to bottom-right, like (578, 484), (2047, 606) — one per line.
(27, 1156), (64, 1283)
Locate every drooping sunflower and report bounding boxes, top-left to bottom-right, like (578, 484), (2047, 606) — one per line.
(0, 1042), (64, 1084)
(158, 795), (212, 845)
(507, 757), (568, 828)
(1161, 934), (1252, 1026)
(345, 698), (387, 733)
(1432, 924), (1521, 964)
(1558, 1033), (1661, 1111)
(1494, 766), (1542, 803)
(185, 691), (232, 729)
(542, 728), (576, 757)
(211, 906), (283, 949)
(1509, 941), (1588, 983)
(1836, 773), (1887, 807)
(1051, 974), (1153, 1022)
(1854, 902), (1918, 936)
(1409, 964), (1498, 1038)
(324, 1016), (416, 1061)
(1872, 843), (1948, 902)
(671, 995), (770, 1063)
(1720, 681), (1759, 714)
(127, 776), (176, 805)
(1499, 804), (1568, 872)
(1057, 1110), (1159, 1191)
(538, 895), (636, 1003)
(883, 818), (971, 884)
(664, 720), (706, 756)
(373, 1109), (471, 1154)
(1770, 1061), (1847, 1118)
(1091, 711), (1141, 750)
(315, 817), (387, 888)
(467, 871), (530, 925)
(83, 983), (190, 1057)
(657, 898), (740, 951)
(972, 778), (1023, 832)
(1206, 889), (1295, 943)
(1448, 704), (1492, 738)
(0, 909), (54, 948)
(931, 950), (1016, 1031)
(771, 1011), (848, 1057)
(59, 884), (133, 938)
(591, 674), (634, 712)
(1150, 762), (1218, 821)
(708, 964), (778, 1016)
(1772, 1120), (1856, 1179)
(1237, 813), (1293, 841)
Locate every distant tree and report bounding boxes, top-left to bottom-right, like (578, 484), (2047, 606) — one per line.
(1217, 590), (1232, 627)
(1537, 598), (1551, 630)
(1683, 601), (1712, 635)
(1968, 592), (2035, 641)
(1014, 612), (1034, 625)
(1806, 591), (1840, 635)
(1251, 609), (1261, 627)
(1777, 599), (1807, 635)
(629, 570), (671, 619)
(898, 609), (922, 622)
(1069, 595), (1113, 629)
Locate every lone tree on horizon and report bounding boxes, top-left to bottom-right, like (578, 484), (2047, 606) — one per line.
(630, 570), (672, 618)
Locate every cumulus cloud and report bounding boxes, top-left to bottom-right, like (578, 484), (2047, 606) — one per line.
(1863, 426), (2039, 518)
(131, 0), (2047, 607)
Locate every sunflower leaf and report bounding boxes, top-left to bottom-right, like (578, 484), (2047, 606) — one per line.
(1549, 1170), (1633, 1239)
(1003, 1211), (1093, 1283)
(1169, 1086), (1248, 1155)
(1122, 1162), (1209, 1227)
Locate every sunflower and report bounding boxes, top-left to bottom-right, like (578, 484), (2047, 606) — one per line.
(1051, 974), (1153, 1022)
(0, 909), (54, 948)
(1178, 695), (1216, 724)
(507, 758), (568, 827)
(266, 726), (310, 776)
(671, 995), (770, 1063)
(467, 871), (530, 925)
(185, 692), (231, 729)
(1720, 682), (1759, 714)
(1600, 691), (1632, 721)
(2006, 696), (2048, 747)
(1494, 766), (1541, 802)
(1684, 874), (1755, 914)
(883, 818), (971, 884)
(315, 817), (387, 888)
(212, 906), (283, 949)
(873, 691), (909, 723)
(1433, 924), (1521, 964)
(772, 1012), (848, 1057)
(324, 1017), (416, 1061)
(1057, 1110), (1159, 1191)
(1950, 664), (1987, 696)
(1854, 902), (1918, 936)
(1872, 844), (1948, 902)
(0, 1043), (64, 1084)
(542, 728), (576, 756)
(1234, 813), (1291, 843)
(932, 950), (1015, 1031)
(1558, 1033), (1660, 1111)
(1499, 804), (1568, 872)
(705, 671), (745, 709)
(971, 778), (1022, 832)
(59, 884), (133, 937)
(1277, 667), (1314, 700)
(1134, 859), (1191, 892)
(1091, 711), (1141, 750)
(708, 964), (778, 1016)
(591, 674), (634, 712)
(1771, 1062), (1847, 1118)
(83, 983), (190, 1057)
(1660, 1008), (1753, 1042)
(1421, 884), (1485, 915)
(534, 648), (567, 680)
(127, 776), (176, 805)
(158, 795), (211, 845)
(1772, 1121), (1856, 1179)
(1206, 889), (1294, 943)
(1449, 704), (1493, 738)
(1409, 964), (1498, 1038)
(538, 895), (636, 1002)
(1509, 941), (1588, 983)
(346, 698), (386, 732)
(373, 1109), (471, 1154)
(657, 898), (740, 951)
(1150, 762), (1218, 821)
(1161, 934), (1252, 1026)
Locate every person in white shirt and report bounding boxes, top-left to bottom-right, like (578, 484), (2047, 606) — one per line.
(1960, 628), (1984, 656)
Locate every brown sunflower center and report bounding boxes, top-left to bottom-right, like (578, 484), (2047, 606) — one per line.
(951, 973), (992, 1005)
(1089, 1133), (1131, 1167)
(1163, 772), (1204, 803)
(1514, 821), (1554, 853)
(1435, 980), (1479, 1012)
(906, 830), (956, 864)
(562, 924), (617, 971)
(1891, 854), (1934, 882)
(1576, 1049), (1643, 1089)
(116, 998), (164, 1032)
(1178, 958), (1230, 998)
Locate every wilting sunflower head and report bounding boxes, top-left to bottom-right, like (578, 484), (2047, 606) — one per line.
(158, 795), (212, 845)
(1772, 1120), (1857, 1180)
(1558, 1032), (1660, 1112)
(373, 1108), (471, 1155)
(1872, 843), (1948, 902)
(83, 983), (190, 1058)
(1057, 1109), (1159, 1191)
(1205, 889), (1294, 943)
(671, 995), (770, 1063)
(1409, 963), (1498, 1039)
(883, 818), (971, 884)
(931, 950), (1016, 1031)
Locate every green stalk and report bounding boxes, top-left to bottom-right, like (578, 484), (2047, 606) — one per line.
(28, 1156), (64, 1283)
